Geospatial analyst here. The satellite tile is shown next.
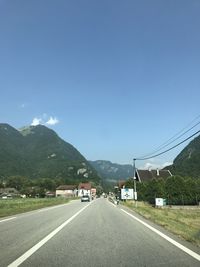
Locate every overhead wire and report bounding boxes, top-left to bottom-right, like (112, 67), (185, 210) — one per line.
(136, 114), (200, 159)
(135, 129), (200, 161)
(138, 120), (200, 159)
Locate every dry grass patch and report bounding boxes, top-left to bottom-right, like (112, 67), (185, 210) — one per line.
(123, 201), (200, 247)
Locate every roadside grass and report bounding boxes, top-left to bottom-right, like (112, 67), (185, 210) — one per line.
(122, 201), (200, 247)
(0, 198), (72, 218)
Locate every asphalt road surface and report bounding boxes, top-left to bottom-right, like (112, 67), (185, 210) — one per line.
(0, 198), (200, 267)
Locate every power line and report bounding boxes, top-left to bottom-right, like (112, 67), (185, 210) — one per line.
(135, 129), (200, 161)
(137, 114), (200, 159)
(138, 120), (200, 159)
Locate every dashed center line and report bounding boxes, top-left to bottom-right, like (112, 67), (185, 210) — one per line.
(8, 202), (91, 267)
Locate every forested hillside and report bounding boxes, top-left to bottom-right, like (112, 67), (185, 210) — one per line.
(0, 124), (99, 184)
(167, 134), (200, 178)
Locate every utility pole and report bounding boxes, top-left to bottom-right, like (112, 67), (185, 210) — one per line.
(133, 158), (137, 207)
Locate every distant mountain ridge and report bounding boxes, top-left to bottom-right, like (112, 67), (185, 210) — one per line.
(89, 160), (133, 181)
(1, 123), (199, 186)
(90, 135), (200, 182)
(0, 123), (99, 183)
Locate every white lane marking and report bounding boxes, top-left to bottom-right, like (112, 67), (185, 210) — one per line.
(0, 217), (17, 223)
(37, 203), (68, 212)
(121, 209), (200, 262)
(108, 201), (117, 208)
(8, 203), (91, 267)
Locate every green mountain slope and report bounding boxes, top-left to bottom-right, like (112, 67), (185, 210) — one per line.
(89, 160), (133, 181)
(0, 124), (28, 176)
(168, 134), (200, 178)
(0, 124), (99, 183)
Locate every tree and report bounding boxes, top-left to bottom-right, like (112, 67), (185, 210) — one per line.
(145, 179), (165, 204)
(165, 176), (185, 205)
(96, 185), (103, 196)
(195, 178), (200, 205)
(184, 177), (196, 204)
(36, 178), (56, 191)
(6, 175), (29, 191)
(125, 178), (134, 189)
(136, 182), (147, 201)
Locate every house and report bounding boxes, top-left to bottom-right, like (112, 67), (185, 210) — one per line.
(118, 180), (126, 189)
(78, 182), (92, 197)
(0, 187), (20, 198)
(117, 169), (172, 188)
(56, 185), (77, 198)
(135, 169), (172, 182)
(45, 191), (56, 198)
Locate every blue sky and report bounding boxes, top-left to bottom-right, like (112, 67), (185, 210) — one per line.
(0, 0), (200, 168)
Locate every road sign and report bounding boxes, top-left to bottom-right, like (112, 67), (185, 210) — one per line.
(155, 198), (166, 207)
(121, 188), (134, 200)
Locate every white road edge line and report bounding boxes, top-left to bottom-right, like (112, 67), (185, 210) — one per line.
(121, 208), (200, 262)
(0, 217), (17, 223)
(108, 201), (116, 208)
(8, 203), (91, 267)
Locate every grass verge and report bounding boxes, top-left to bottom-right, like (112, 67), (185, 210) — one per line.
(122, 201), (200, 247)
(0, 198), (72, 218)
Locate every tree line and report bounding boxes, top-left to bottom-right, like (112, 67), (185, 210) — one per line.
(125, 175), (200, 205)
(0, 176), (102, 197)
(0, 176), (64, 197)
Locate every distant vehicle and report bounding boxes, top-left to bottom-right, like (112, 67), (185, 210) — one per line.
(81, 195), (90, 202)
(1, 194), (12, 199)
(104, 194), (107, 198)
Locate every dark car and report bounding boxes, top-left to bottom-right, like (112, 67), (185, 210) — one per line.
(81, 195), (90, 202)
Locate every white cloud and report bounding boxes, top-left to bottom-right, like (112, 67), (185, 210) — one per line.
(141, 161), (173, 170)
(31, 117), (43, 126)
(46, 116), (59, 125)
(31, 115), (59, 127)
(162, 162), (173, 168)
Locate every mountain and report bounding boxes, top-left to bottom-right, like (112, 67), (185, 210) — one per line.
(91, 133), (200, 182)
(167, 134), (200, 178)
(0, 123), (99, 183)
(89, 160), (133, 181)
(0, 124), (26, 177)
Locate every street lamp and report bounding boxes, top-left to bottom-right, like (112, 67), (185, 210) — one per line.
(133, 158), (137, 207)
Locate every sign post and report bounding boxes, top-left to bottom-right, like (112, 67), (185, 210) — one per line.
(133, 159), (137, 207)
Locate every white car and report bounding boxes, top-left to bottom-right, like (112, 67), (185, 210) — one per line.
(81, 195), (90, 202)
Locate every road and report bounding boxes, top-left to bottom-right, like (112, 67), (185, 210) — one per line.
(0, 198), (200, 267)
